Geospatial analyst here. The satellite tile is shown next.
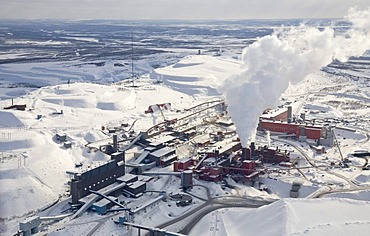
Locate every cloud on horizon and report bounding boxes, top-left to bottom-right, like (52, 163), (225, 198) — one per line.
(0, 0), (369, 20)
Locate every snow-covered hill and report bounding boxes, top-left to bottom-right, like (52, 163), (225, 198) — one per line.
(190, 198), (370, 236)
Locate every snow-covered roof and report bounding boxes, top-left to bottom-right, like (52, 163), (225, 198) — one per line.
(147, 135), (176, 144)
(128, 181), (146, 189)
(93, 196), (117, 207)
(150, 146), (175, 157)
(260, 107), (288, 119)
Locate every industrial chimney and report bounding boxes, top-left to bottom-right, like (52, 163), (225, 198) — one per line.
(113, 134), (118, 152)
(214, 149), (220, 160)
(300, 113), (306, 122)
(287, 106), (293, 123)
(242, 147), (247, 160)
(250, 142), (256, 157)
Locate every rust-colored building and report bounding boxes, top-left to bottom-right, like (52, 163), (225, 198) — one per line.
(254, 146), (290, 164)
(173, 158), (193, 172)
(259, 120), (322, 140)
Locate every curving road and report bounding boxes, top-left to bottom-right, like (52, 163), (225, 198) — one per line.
(315, 185), (370, 198)
(156, 185), (274, 234)
(271, 134), (370, 199)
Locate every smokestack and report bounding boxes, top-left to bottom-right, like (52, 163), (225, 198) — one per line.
(113, 134), (118, 152)
(215, 149), (220, 160)
(250, 142), (255, 157)
(287, 106), (292, 123)
(242, 147), (247, 160)
(300, 113), (306, 122)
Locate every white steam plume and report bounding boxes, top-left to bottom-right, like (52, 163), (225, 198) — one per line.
(220, 7), (370, 147)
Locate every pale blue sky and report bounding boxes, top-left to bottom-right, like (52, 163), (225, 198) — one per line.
(0, 0), (369, 20)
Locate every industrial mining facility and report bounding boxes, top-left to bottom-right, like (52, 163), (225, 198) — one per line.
(14, 97), (345, 236)
(2, 11), (370, 236)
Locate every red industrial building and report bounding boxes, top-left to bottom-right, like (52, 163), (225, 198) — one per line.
(254, 146), (290, 164)
(225, 160), (257, 175)
(194, 151), (260, 182)
(241, 160), (256, 175)
(260, 107), (291, 122)
(259, 120), (322, 140)
(145, 103), (171, 113)
(198, 166), (223, 182)
(173, 158), (193, 172)
(259, 106), (323, 140)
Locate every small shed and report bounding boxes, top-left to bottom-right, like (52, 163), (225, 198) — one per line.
(56, 133), (67, 142)
(64, 141), (72, 149)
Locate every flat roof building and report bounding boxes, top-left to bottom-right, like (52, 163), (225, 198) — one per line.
(148, 147), (177, 166)
(117, 174), (138, 184)
(124, 181), (146, 196)
(90, 196), (118, 215)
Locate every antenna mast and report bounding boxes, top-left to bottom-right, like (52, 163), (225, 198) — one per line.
(131, 32), (135, 87)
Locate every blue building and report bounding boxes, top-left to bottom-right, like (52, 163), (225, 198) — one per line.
(90, 196), (117, 215)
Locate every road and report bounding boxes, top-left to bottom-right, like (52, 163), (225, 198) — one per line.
(180, 196), (272, 234)
(270, 135), (359, 186)
(180, 203), (255, 235)
(271, 134), (370, 200)
(270, 136), (317, 168)
(315, 185), (370, 198)
(156, 185), (274, 234)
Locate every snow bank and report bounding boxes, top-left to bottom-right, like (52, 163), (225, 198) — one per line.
(190, 198), (370, 236)
(151, 55), (240, 96)
(356, 172), (370, 183)
(0, 168), (57, 219)
(261, 178), (316, 198)
(0, 111), (24, 128)
(326, 190), (370, 201)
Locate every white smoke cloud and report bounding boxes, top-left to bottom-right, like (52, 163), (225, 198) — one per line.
(220, 6), (370, 147)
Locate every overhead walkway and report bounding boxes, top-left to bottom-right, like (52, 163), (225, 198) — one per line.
(70, 182), (127, 220)
(121, 133), (143, 151)
(123, 222), (186, 236)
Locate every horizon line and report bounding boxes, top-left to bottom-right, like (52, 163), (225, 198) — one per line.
(0, 17), (343, 22)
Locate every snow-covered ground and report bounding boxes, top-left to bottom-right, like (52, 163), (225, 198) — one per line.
(1, 49), (370, 235)
(190, 198), (370, 236)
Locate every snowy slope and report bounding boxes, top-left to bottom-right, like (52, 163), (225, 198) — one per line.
(0, 52), (370, 236)
(0, 79), (199, 221)
(151, 55), (241, 96)
(0, 59), (154, 100)
(190, 198), (370, 236)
